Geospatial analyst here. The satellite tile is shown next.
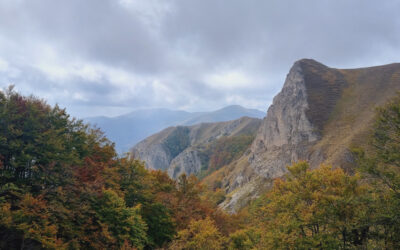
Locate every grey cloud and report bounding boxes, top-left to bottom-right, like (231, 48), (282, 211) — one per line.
(163, 0), (400, 69)
(0, 0), (399, 118)
(0, 0), (166, 73)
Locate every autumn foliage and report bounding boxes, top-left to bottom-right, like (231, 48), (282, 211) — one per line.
(2, 87), (400, 249)
(0, 87), (234, 249)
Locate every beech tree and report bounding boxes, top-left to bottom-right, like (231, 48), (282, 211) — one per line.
(253, 162), (373, 249)
(354, 93), (400, 248)
(0, 87), (236, 249)
(0, 88), (168, 249)
(169, 217), (225, 250)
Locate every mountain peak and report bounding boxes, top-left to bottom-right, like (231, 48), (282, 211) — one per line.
(292, 58), (331, 70)
(219, 105), (245, 110)
(295, 58), (327, 66)
(218, 60), (400, 212)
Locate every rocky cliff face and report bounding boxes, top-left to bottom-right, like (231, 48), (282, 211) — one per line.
(131, 117), (261, 177)
(168, 149), (203, 178)
(216, 59), (400, 212)
(250, 60), (322, 179)
(130, 127), (175, 171)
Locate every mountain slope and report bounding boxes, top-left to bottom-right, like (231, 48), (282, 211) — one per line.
(85, 106), (265, 153)
(181, 105), (265, 125)
(203, 59), (400, 212)
(85, 109), (192, 154)
(130, 117), (261, 179)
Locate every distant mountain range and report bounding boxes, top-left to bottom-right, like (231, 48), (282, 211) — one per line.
(85, 105), (265, 153)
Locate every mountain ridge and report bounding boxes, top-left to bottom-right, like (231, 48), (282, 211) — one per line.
(214, 58), (400, 212)
(85, 105), (265, 153)
(131, 116), (262, 179)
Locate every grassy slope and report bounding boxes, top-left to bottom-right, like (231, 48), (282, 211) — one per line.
(314, 63), (400, 170)
(187, 116), (261, 145)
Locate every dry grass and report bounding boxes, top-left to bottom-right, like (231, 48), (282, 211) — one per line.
(313, 62), (400, 169)
(299, 59), (348, 133)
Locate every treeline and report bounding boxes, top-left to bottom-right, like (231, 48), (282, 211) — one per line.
(197, 134), (254, 180)
(0, 87), (240, 249)
(1, 86), (400, 249)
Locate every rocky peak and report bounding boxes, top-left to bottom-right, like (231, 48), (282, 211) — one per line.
(252, 58), (348, 155)
(221, 60), (334, 210)
(219, 59), (400, 212)
(253, 59), (319, 152)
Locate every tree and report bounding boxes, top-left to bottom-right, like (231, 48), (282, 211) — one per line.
(169, 217), (225, 250)
(94, 189), (148, 249)
(172, 174), (212, 230)
(0, 194), (62, 249)
(354, 93), (400, 248)
(0, 87), (151, 249)
(0, 87), (239, 249)
(228, 228), (260, 250)
(253, 162), (373, 249)
(110, 159), (177, 248)
(0, 85), (103, 193)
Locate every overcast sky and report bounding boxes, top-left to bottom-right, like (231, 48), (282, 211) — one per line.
(0, 0), (399, 118)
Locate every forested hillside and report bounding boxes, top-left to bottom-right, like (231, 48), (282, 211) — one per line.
(1, 85), (400, 249)
(0, 87), (239, 249)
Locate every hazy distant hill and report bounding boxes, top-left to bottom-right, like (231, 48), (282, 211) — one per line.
(85, 105), (265, 153)
(180, 105), (265, 125)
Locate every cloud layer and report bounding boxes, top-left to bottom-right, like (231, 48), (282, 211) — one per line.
(0, 0), (399, 117)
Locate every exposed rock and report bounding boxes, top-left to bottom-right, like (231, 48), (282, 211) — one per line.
(130, 127), (176, 171)
(250, 60), (321, 179)
(168, 149), (203, 178)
